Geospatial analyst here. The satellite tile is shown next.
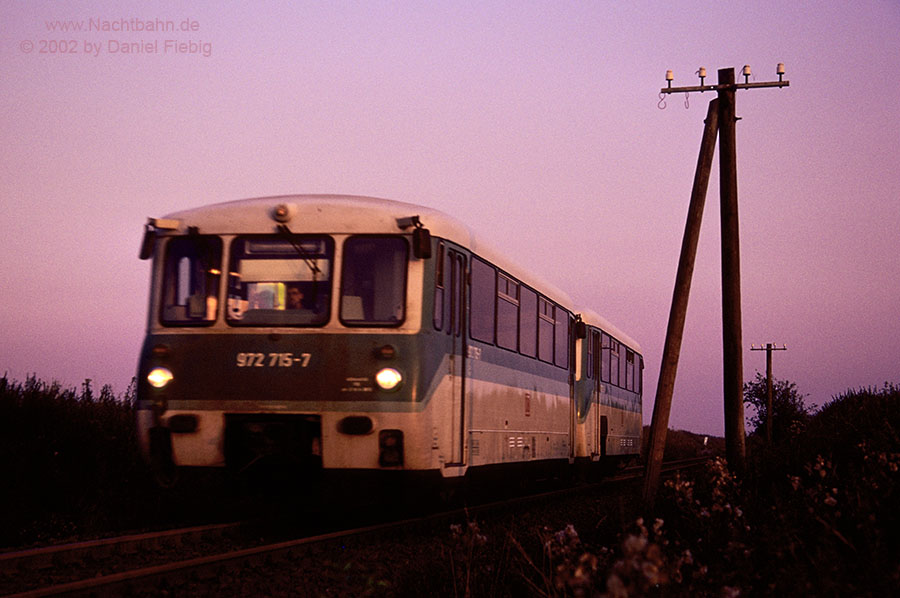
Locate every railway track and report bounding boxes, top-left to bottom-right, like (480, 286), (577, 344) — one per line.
(1, 457), (709, 597)
(2, 513), (444, 598)
(0, 522), (248, 597)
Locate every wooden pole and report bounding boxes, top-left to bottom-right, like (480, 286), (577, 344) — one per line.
(718, 68), (746, 474)
(643, 98), (719, 508)
(766, 343), (774, 444)
(751, 342), (788, 445)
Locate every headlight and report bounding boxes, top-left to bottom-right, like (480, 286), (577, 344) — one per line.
(375, 367), (403, 391)
(147, 367), (174, 389)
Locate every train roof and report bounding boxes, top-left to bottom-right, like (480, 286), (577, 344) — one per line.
(161, 194), (472, 240)
(156, 194), (639, 351)
(578, 308), (642, 355)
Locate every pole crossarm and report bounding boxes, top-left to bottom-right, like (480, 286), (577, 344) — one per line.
(661, 80), (790, 95)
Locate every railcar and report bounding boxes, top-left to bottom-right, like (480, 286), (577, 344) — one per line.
(135, 195), (642, 491)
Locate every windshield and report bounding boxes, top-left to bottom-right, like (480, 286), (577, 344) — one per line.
(226, 236), (334, 326)
(160, 236), (222, 325)
(340, 236), (408, 326)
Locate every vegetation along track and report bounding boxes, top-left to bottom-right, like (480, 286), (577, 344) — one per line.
(1, 458), (706, 597)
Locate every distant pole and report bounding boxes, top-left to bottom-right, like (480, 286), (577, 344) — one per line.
(766, 345), (773, 444)
(659, 63), (789, 477)
(717, 67), (746, 475)
(751, 343), (788, 445)
(643, 98), (719, 509)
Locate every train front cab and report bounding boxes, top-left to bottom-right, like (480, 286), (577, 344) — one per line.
(136, 205), (445, 490)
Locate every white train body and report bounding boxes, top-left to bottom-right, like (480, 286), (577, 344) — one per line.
(135, 195), (642, 484)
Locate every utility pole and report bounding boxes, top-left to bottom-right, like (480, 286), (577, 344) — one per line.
(717, 67), (746, 474)
(750, 343), (788, 445)
(655, 64), (789, 478)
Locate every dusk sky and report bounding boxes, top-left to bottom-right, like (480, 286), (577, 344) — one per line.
(2, 1), (898, 436)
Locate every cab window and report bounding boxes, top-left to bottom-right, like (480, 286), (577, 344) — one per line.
(226, 236), (333, 326)
(160, 236), (222, 326)
(340, 236), (408, 326)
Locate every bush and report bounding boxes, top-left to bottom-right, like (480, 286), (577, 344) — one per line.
(743, 372), (815, 444)
(0, 375), (148, 546)
(516, 383), (900, 596)
(755, 382), (900, 594)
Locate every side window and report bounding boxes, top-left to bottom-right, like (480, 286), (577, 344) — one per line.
(626, 349), (635, 391)
(470, 257), (495, 343)
(450, 252), (464, 337)
(445, 250), (454, 334)
(538, 297), (554, 363)
(496, 273), (519, 351)
(600, 333), (610, 383)
(519, 287), (537, 357)
(610, 340), (620, 387)
(619, 342), (627, 388)
(637, 354), (643, 394)
(433, 242), (444, 331)
(554, 309), (569, 368)
(587, 330), (595, 379)
(160, 236), (222, 325)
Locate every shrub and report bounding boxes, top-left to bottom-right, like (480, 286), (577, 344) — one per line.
(528, 383), (899, 596)
(741, 382), (900, 594)
(743, 372), (815, 444)
(0, 375), (147, 546)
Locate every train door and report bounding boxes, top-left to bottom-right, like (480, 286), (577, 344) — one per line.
(447, 250), (467, 466)
(573, 325), (600, 460)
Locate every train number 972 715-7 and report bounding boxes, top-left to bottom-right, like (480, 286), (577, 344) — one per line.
(235, 352), (312, 368)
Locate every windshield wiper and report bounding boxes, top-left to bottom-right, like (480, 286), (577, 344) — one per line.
(276, 224), (321, 277)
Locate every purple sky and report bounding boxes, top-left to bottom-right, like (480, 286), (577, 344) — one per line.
(2, 1), (898, 435)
